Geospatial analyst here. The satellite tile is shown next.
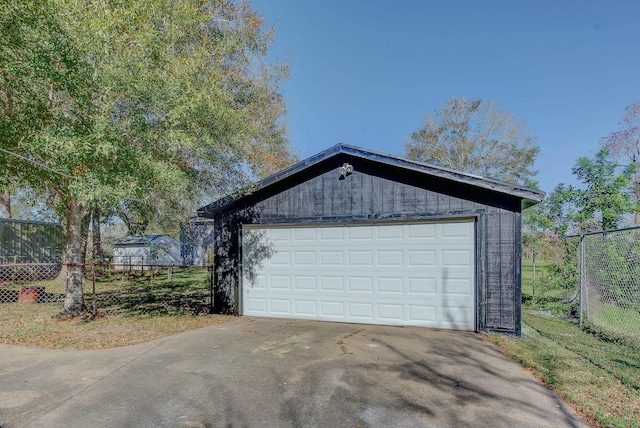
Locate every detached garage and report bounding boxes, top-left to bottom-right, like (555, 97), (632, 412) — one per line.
(198, 144), (544, 334)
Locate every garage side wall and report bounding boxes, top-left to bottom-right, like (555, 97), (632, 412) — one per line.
(213, 157), (523, 332)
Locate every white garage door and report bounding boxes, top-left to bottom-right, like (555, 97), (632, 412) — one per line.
(241, 221), (476, 330)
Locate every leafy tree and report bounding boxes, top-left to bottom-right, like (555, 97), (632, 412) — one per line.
(535, 185), (582, 296)
(6, 186), (59, 222)
(1, 0), (294, 316)
(532, 149), (636, 305)
(545, 183), (582, 236)
(405, 96), (539, 184)
(602, 100), (640, 224)
(571, 147), (634, 232)
(522, 182), (554, 296)
(0, 1), (70, 219)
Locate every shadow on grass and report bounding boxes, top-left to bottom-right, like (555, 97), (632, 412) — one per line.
(88, 268), (212, 316)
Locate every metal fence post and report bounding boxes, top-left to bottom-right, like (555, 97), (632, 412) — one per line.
(92, 264), (97, 319)
(12, 255), (17, 282)
(579, 234), (584, 328)
(208, 264), (214, 314)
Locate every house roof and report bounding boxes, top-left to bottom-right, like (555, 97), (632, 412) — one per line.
(113, 235), (177, 246)
(198, 143), (545, 216)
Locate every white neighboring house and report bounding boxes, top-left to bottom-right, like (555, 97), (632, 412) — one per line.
(113, 235), (182, 270)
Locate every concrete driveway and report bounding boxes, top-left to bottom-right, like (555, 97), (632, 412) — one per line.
(1, 317), (588, 427)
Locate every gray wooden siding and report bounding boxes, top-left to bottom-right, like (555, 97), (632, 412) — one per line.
(252, 167), (498, 221)
(212, 157), (523, 333)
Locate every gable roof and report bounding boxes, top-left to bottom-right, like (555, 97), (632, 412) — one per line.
(198, 143), (545, 216)
(113, 235), (178, 246)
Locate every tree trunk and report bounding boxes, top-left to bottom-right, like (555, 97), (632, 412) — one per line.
(63, 196), (87, 316)
(92, 208), (103, 260)
(0, 190), (11, 218)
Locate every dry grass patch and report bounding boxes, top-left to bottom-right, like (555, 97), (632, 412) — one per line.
(0, 302), (231, 350)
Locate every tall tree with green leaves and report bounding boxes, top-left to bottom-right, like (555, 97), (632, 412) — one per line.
(570, 147), (635, 232)
(405, 96), (539, 185)
(1, 0), (294, 316)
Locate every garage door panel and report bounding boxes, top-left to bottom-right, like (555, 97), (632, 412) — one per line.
(269, 275), (290, 290)
(378, 225), (403, 238)
(293, 228), (315, 240)
(348, 302), (374, 319)
(320, 276), (344, 291)
(243, 274), (267, 290)
(270, 299), (291, 314)
(408, 250), (436, 266)
(348, 251), (373, 266)
(408, 277), (437, 294)
(320, 251), (343, 265)
(348, 227), (373, 239)
(320, 301), (344, 317)
(294, 300), (316, 315)
(442, 249), (473, 266)
(242, 221), (475, 330)
(408, 223), (436, 239)
(294, 276), (316, 290)
(378, 303), (404, 321)
(269, 251), (290, 266)
(443, 278), (474, 295)
(378, 277), (403, 293)
(409, 305), (437, 322)
(320, 227), (343, 239)
(294, 251), (316, 265)
(440, 306), (474, 327)
(348, 277), (373, 292)
(246, 297), (267, 313)
(442, 222), (473, 237)
(378, 250), (403, 266)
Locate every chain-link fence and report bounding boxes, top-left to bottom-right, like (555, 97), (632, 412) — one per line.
(578, 226), (640, 344)
(0, 259), (62, 284)
(0, 263), (213, 316)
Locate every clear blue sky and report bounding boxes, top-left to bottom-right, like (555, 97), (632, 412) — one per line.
(251, 0), (640, 193)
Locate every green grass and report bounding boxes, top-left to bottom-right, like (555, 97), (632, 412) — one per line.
(521, 258), (551, 297)
(0, 267), (231, 349)
(3, 267), (212, 316)
(488, 311), (640, 427)
(521, 259), (575, 314)
(487, 259), (640, 426)
(586, 302), (640, 347)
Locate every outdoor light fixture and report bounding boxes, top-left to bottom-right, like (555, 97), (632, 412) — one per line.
(338, 162), (353, 179)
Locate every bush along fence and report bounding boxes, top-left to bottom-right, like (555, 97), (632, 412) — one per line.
(0, 262), (214, 317)
(576, 226), (640, 345)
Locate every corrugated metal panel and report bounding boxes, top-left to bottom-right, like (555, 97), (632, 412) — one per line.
(0, 219), (64, 263)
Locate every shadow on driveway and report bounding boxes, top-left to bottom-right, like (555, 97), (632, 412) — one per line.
(0, 317), (588, 427)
